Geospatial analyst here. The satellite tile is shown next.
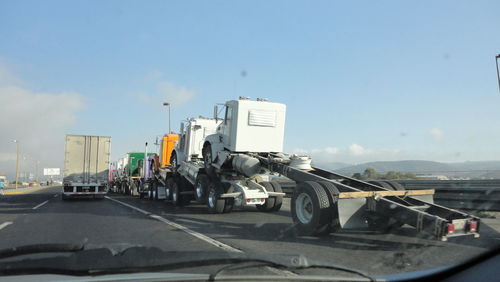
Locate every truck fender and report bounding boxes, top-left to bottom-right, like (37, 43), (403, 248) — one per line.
(203, 135), (225, 163)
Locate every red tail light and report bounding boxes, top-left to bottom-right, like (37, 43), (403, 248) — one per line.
(448, 224), (455, 234)
(469, 221), (478, 232)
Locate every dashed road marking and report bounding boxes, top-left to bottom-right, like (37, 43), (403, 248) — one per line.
(32, 200), (49, 210)
(0, 222), (13, 230)
(105, 196), (243, 253)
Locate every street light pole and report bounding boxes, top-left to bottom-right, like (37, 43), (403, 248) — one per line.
(496, 54), (500, 93)
(13, 140), (19, 189)
(163, 102), (171, 133)
(35, 160), (39, 185)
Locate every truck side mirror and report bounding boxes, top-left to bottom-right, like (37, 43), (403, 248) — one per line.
(214, 105), (218, 121)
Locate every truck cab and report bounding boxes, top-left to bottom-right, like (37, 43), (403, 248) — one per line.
(204, 97), (286, 168)
(171, 117), (221, 166)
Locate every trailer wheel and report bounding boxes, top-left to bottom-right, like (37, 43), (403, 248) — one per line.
(171, 178), (183, 206)
(292, 181), (332, 236)
(202, 143), (217, 178)
(222, 183), (234, 213)
(270, 181), (283, 212)
(256, 182), (276, 212)
(194, 174), (210, 203)
(207, 181), (226, 213)
(154, 181), (159, 200)
(317, 181), (341, 232)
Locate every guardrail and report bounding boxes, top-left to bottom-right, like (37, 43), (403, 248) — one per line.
(398, 179), (500, 212)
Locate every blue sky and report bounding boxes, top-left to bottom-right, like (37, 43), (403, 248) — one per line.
(1, 0), (500, 177)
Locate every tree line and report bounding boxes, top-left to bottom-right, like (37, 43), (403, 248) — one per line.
(352, 168), (417, 180)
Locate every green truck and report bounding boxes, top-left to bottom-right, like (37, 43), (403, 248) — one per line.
(117, 152), (155, 196)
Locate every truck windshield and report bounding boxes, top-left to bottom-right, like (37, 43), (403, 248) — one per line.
(0, 0), (499, 280)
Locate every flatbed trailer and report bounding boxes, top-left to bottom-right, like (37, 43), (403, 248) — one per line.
(256, 153), (480, 241)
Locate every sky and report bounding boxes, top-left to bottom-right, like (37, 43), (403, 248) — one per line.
(1, 0), (500, 180)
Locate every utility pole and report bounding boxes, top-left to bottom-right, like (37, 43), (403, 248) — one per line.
(163, 102), (171, 133)
(13, 140), (19, 189)
(35, 160), (39, 185)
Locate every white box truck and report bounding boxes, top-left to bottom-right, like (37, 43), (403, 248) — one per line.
(62, 135), (111, 200)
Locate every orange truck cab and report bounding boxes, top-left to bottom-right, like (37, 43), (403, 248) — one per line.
(159, 133), (179, 168)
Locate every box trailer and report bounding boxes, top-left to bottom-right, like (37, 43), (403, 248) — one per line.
(62, 135), (111, 199)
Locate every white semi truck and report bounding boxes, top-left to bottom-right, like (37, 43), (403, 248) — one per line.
(62, 135), (111, 200)
(149, 97), (480, 240)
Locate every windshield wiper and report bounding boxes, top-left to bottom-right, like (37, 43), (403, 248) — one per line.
(0, 245), (375, 281)
(207, 254), (375, 282)
(0, 243), (84, 259)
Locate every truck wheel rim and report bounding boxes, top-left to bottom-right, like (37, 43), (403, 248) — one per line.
(196, 183), (203, 199)
(208, 189), (215, 208)
(296, 193), (313, 224)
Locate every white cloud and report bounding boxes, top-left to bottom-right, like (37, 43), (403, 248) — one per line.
(135, 79), (195, 107)
(157, 81), (194, 106)
(348, 143), (366, 155)
(429, 127), (444, 140)
(324, 147), (339, 154)
(293, 144), (402, 164)
(0, 65), (84, 179)
(292, 148), (309, 154)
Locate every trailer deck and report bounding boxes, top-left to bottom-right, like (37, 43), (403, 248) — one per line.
(258, 154), (480, 241)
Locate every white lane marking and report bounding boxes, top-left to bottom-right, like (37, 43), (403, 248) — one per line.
(53, 194), (58, 198)
(105, 196), (243, 253)
(105, 196), (151, 215)
(0, 222), (13, 230)
(32, 200), (49, 210)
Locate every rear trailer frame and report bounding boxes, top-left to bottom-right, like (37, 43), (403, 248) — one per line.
(259, 154), (480, 241)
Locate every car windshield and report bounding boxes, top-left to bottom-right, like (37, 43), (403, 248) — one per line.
(1, 0), (499, 280)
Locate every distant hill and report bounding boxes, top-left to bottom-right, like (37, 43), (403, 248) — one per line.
(328, 160), (500, 179)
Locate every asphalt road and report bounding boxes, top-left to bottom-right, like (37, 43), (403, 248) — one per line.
(1, 186), (499, 276)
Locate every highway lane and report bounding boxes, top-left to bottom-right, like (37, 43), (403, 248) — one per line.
(0, 187), (224, 254)
(1, 187), (499, 276)
(107, 192), (500, 276)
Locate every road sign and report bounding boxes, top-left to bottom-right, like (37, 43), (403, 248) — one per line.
(43, 168), (60, 176)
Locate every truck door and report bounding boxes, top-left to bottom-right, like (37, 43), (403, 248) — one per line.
(221, 105), (233, 147)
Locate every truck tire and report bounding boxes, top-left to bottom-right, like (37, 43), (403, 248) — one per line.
(222, 183), (234, 213)
(62, 194), (69, 201)
(256, 182), (276, 212)
(194, 174), (210, 203)
(154, 181), (159, 200)
(171, 178), (183, 206)
(291, 181), (332, 236)
(123, 182), (129, 195)
(318, 181), (341, 232)
(270, 181), (283, 212)
(165, 178), (175, 201)
(207, 181), (226, 213)
(202, 143), (217, 178)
